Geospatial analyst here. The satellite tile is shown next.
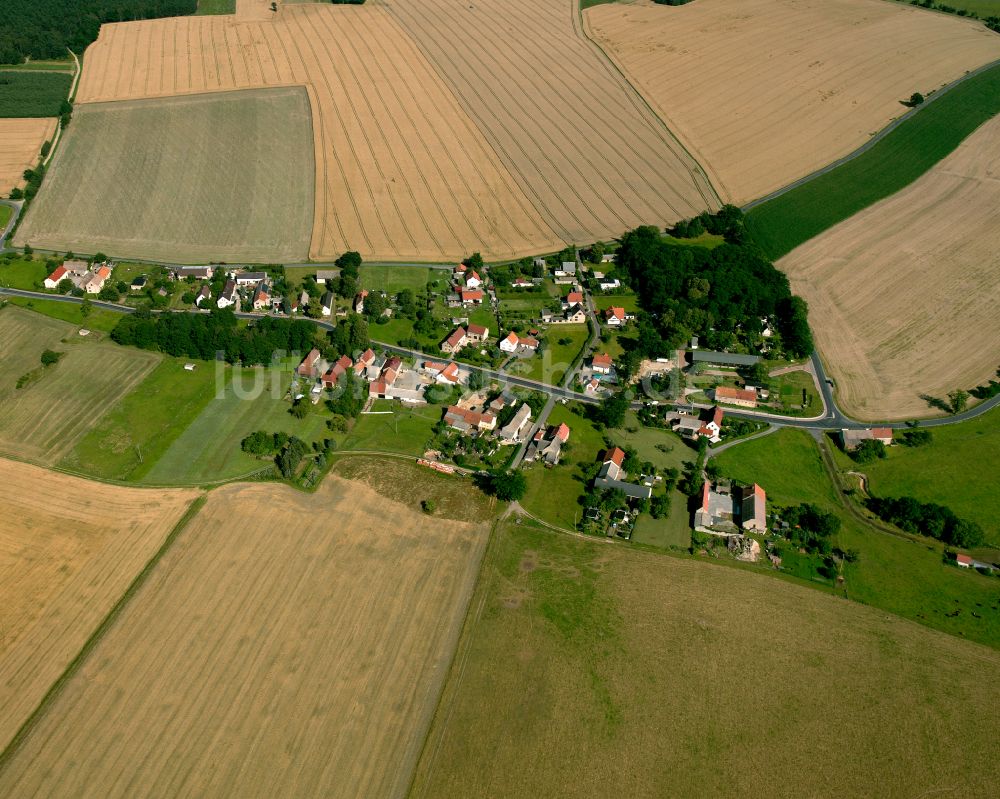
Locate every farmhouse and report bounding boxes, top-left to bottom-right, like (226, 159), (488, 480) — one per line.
(544, 303), (587, 324)
(690, 350), (760, 368)
(251, 282), (270, 311)
(61, 259), (89, 276)
(670, 406), (724, 444)
(460, 289), (484, 306)
(526, 422), (570, 465)
(442, 326), (468, 354)
(353, 348), (378, 378)
(840, 428), (894, 451)
(499, 331), (538, 353)
(43, 265), (68, 289)
(591, 353), (614, 375)
(498, 403), (532, 444)
(322, 355), (353, 388)
(444, 405), (496, 433)
(297, 348), (322, 378)
(695, 481), (767, 534)
(233, 271), (267, 286)
(604, 306), (626, 326)
(713, 386), (758, 408)
(81, 265), (112, 294)
(466, 323), (489, 343)
(424, 361), (462, 385)
(172, 266), (212, 280)
(195, 285), (211, 306)
(593, 446), (652, 500)
(217, 279), (238, 309)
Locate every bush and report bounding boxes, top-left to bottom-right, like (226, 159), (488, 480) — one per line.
(40, 349), (62, 366)
(851, 439), (887, 465)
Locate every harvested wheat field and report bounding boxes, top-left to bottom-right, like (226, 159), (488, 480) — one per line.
(0, 118), (55, 194)
(385, 0), (718, 245)
(0, 468), (489, 798)
(0, 459), (199, 754)
(15, 88), (314, 262)
(586, 0), (1000, 204)
(0, 306), (161, 463)
(779, 116), (1000, 420)
(70, 3), (562, 261)
(412, 521), (1000, 797)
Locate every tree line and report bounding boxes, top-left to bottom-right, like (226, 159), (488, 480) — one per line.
(616, 209), (814, 359)
(866, 495), (985, 549)
(0, 0), (198, 65)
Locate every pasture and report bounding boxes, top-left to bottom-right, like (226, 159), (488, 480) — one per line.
(506, 324), (589, 384)
(0, 305), (160, 465)
(0, 458), (198, 755)
(0, 118), (54, 193)
(384, 0), (718, 244)
(0, 470), (489, 798)
(3, 295), (123, 332)
(412, 520), (1000, 798)
(0, 70), (72, 117)
(73, 3), (562, 262)
(15, 88), (314, 263)
(360, 264), (436, 294)
(778, 114), (1000, 420)
(586, 0), (1000, 204)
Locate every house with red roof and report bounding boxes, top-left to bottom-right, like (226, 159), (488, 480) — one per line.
(466, 323), (489, 342)
(353, 289), (369, 313)
(321, 354), (354, 388)
(465, 270), (483, 289)
(43, 265), (68, 289)
(564, 291), (584, 308)
(297, 348), (322, 378)
(713, 386), (758, 408)
(460, 289), (484, 306)
(604, 306), (626, 326)
(527, 422), (571, 465)
(441, 326), (468, 354)
(591, 353), (614, 375)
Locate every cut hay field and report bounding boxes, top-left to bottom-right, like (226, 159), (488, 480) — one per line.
(0, 467), (490, 799)
(385, 0), (718, 245)
(0, 118), (55, 193)
(15, 88), (314, 263)
(71, 3), (562, 262)
(0, 459), (199, 755)
(411, 520), (1000, 798)
(586, 0), (1000, 204)
(778, 114), (1000, 420)
(0, 305), (160, 464)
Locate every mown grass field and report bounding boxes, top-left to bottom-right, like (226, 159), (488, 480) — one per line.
(0, 305), (160, 465)
(143, 367), (328, 484)
(411, 520), (1000, 798)
(63, 358), (219, 481)
(3, 295), (122, 332)
(747, 62), (1000, 259)
(714, 428), (1000, 648)
(0, 70), (72, 117)
(360, 265), (437, 294)
(340, 401), (439, 456)
(506, 324), (588, 384)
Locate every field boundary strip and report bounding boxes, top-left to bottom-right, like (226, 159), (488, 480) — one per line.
(0, 494), (207, 770)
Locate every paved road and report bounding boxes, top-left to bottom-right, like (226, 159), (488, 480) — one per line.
(4, 286), (999, 430)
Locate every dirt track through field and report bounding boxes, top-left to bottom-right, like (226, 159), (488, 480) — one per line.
(74, 4), (562, 261)
(384, 0), (718, 244)
(0, 459), (198, 755)
(0, 476), (488, 798)
(586, 0), (1000, 204)
(0, 118), (56, 194)
(779, 115), (1000, 420)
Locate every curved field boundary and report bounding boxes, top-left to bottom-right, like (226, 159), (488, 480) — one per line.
(746, 61), (1000, 259)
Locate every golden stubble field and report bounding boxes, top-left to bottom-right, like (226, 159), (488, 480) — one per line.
(779, 115), (1000, 420)
(73, 3), (563, 262)
(586, 0), (1000, 204)
(0, 459), (199, 754)
(0, 469), (489, 798)
(384, 0), (718, 244)
(0, 118), (55, 194)
(0, 306), (160, 463)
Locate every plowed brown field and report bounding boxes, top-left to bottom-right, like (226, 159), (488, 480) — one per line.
(0, 118), (55, 193)
(0, 473), (488, 798)
(74, 4), (562, 261)
(586, 0), (1000, 204)
(779, 115), (1000, 420)
(0, 459), (198, 754)
(384, 0), (718, 244)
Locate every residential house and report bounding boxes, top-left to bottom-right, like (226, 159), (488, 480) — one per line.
(43, 265), (68, 289)
(298, 290), (310, 309)
(79, 265), (112, 294)
(498, 403), (532, 444)
(322, 354), (354, 388)
(583, 377), (601, 395)
(130, 275), (148, 291)
(320, 291), (334, 317)
(591, 353), (614, 375)
(601, 253), (616, 263)
(465, 270), (483, 289)
(563, 304), (586, 324)
(444, 405), (496, 433)
(604, 306), (626, 326)
(297, 348), (322, 377)
(233, 271), (267, 286)
(315, 269), (338, 285)
(499, 332), (520, 353)
(713, 386), (758, 408)
(526, 422), (570, 466)
(466, 323), (489, 343)
(598, 278), (621, 291)
(670, 406), (724, 444)
(354, 289), (368, 313)
(840, 428), (894, 451)
(62, 259), (89, 277)
(381, 356), (403, 385)
(598, 446), (625, 481)
(564, 291), (584, 308)
(519, 335), (539, 350)
(441, 326), (468, 354)
(172, 266), (213, 280)
(195, 285), (212, 306)
(433, 361), (461, 385)
(460, 289), (484, 305)
(251, 282), (271, 311)
(555, 261), (576, 277)
(353, 348), (377, 378)
(217, 279), (238, 309)
(593, 446), (652, 500)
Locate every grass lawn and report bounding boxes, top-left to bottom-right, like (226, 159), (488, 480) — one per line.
(831, 407), (1000, 545)
(360, 265), (435, 294)
(195, 0), (236, 13)
(592, 293), (640, 313)
(62, 357), (218, 481)
(767, 369), (823, 416)
(747, 62), (1000, 259)
(714, 428), (1000, 648)
(0, 256), (48, 290)
(339, 401), (439, 456)
(0, 205), (11, 229)
(507, 324), (588, 384)
(497, 294), (551, 313)
(412, 520), (1000, 797)
(631, 498), (691, 550)
(143, 367), (328, 484)
(4, 296), (122, 332)
(0, 71), (73, 117)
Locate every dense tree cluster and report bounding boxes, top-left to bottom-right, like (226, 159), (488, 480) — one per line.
(866, 496), (985, 548)
(781, 503), (841, 554)
(617, 212), (814, 358)
(909, 1), (1000, 33)
(850, 439), (887, 465)
(476, 470), (527, 502)
(0, 1), (198, 65)
(110, 307), (318, 364)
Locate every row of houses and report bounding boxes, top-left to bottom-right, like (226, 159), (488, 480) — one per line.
(297, 347), (445, 405)
(44, 259), (112, 294)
